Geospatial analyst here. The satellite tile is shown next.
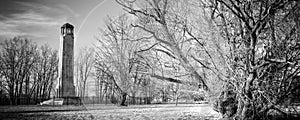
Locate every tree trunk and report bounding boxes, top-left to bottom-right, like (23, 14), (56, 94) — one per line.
(240, 101), (252, 120)
(95, 79), (100, 103)
(15, 81), (18, 105)
(176, 95), (179, 106)
(120, 92), (127, 106)
(18, 78), (24, 105)
(132, 92), (136, 104)
(105, 93), (108, 105)
(9, 86), (15, 105)
(99, 81), (103, 103)
(25, 76), (30, 104)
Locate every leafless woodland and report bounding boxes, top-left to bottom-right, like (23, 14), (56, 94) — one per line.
(1, 0), (300, 120)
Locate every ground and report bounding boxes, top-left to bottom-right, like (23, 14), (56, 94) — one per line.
(0, 104), (221, 120)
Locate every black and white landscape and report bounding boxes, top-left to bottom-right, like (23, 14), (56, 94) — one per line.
(0, 0), (300, 120)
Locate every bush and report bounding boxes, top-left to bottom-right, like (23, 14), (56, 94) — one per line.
(213, 89), (237, 118)
(110, 96), (118, 104)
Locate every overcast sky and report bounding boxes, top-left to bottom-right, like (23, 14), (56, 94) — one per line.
(0, 0), (123, 51)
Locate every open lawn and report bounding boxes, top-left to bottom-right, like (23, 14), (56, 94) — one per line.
(0, 104), (221, 120)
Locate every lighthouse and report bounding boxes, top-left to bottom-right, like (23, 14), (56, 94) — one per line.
(60, 23), (76, 98)
(56, 23), (81, 105)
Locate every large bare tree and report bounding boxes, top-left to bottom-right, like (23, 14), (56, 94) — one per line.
(115, 0), (228, 91)
(208, 0), (300, 119)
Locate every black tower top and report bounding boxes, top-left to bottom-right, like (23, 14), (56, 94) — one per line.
(61, 23), (74, 36)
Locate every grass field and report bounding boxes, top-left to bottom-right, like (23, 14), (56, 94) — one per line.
(0, 104), (221, 120)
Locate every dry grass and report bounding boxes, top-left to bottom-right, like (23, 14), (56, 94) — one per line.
(0, 104), (221, 120)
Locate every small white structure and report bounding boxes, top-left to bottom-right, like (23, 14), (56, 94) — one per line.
(39, 98), (64, 105)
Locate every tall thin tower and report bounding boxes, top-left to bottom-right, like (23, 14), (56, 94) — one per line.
(60, 23), (75, 97)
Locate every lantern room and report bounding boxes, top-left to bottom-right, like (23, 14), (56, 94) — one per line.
(61, 23), (74, 36)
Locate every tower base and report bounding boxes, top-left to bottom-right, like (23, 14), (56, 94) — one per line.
(62, 97), (82, 105)
(39, 97), (82, 106)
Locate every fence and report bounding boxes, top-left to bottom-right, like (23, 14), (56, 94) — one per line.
(80, 96), (153, 105)
(0, 95), (194, 105)
(80, 96), (195, 105)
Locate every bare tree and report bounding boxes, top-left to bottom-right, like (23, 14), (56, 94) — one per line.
(115, 0), (227, 91)
(75, 47), (95, 98)
(95, 14), (156, 105)
(0, 38), (59, 105)
(0, 38), (38, 105)
(206, 0), (300, 119)
(32, 45), (58, 102)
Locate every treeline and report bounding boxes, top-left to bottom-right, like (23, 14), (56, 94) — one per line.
(0, 37), (58, 105)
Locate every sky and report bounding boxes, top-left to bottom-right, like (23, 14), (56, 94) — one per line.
(0, 0), (124, 53)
